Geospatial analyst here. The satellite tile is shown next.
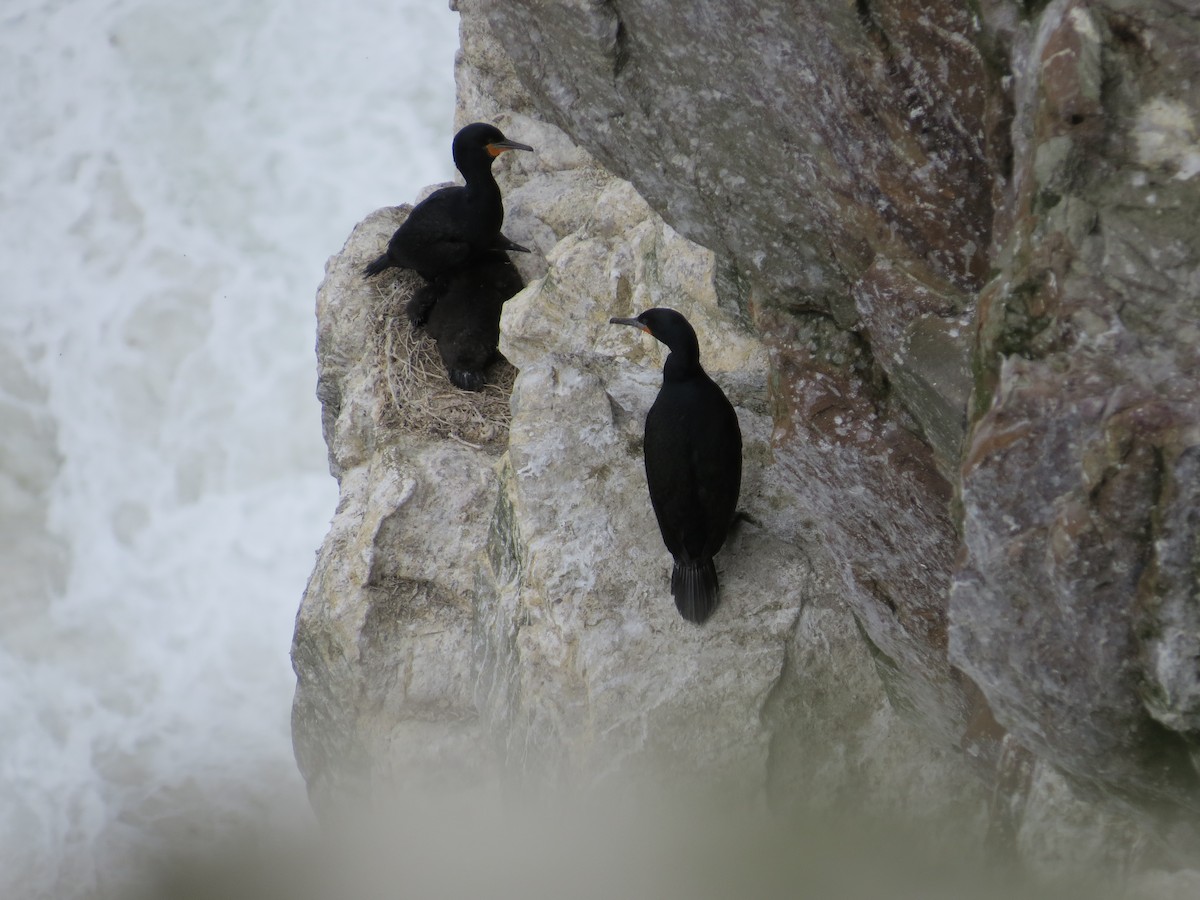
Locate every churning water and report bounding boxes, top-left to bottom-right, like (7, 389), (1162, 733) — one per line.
(0, 2), (456, 896)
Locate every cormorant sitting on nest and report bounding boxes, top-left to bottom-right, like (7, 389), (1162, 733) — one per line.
(364, 122), (533, 281)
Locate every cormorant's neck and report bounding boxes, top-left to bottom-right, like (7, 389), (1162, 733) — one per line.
(457, 158), (504, 235)
(662, 343), (703, 382)
(458, 157), (501, 195)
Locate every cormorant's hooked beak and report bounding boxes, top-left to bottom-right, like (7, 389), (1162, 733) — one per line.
(487, 139), (534, 157)
(609, 316), (652, 335)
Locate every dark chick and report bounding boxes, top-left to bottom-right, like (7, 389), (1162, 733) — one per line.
(364, 122), (532, 281)
(410, 256), (524, 392)
(610, 308), (742, 623)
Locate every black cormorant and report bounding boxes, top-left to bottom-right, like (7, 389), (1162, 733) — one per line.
(609, 308), (742, 624)
(411, 256), (524, 391)
(363, 122), (532, 280)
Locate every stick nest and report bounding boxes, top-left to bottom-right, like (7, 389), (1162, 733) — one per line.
(372, 275), (515, 447)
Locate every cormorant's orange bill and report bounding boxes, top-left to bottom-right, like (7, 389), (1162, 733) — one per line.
(486, 138), (534, 157)
(609, 316), (653, 335)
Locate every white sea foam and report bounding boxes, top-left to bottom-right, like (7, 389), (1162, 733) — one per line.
(0, 2), (457, 897)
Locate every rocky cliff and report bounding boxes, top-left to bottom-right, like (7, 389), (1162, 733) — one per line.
(292, 0), (1200, 887)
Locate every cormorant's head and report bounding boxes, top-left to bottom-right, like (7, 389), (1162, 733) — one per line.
(452, 122), (533, 172)
(609, 307), (701, 362)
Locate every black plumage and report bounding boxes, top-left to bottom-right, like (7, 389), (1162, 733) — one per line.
(363, 122), (532, 281)
(609, 308), (742, 623)
(409, 256), (524, 392)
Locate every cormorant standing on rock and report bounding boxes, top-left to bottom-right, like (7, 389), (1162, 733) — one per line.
(363, 122), (533, 281)
(609, 308), (742, 624)
(409, 256), (524, 392)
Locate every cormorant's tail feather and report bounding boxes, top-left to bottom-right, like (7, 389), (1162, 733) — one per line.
(670, 558), (719, 624)
(363, 253), (390, 278)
